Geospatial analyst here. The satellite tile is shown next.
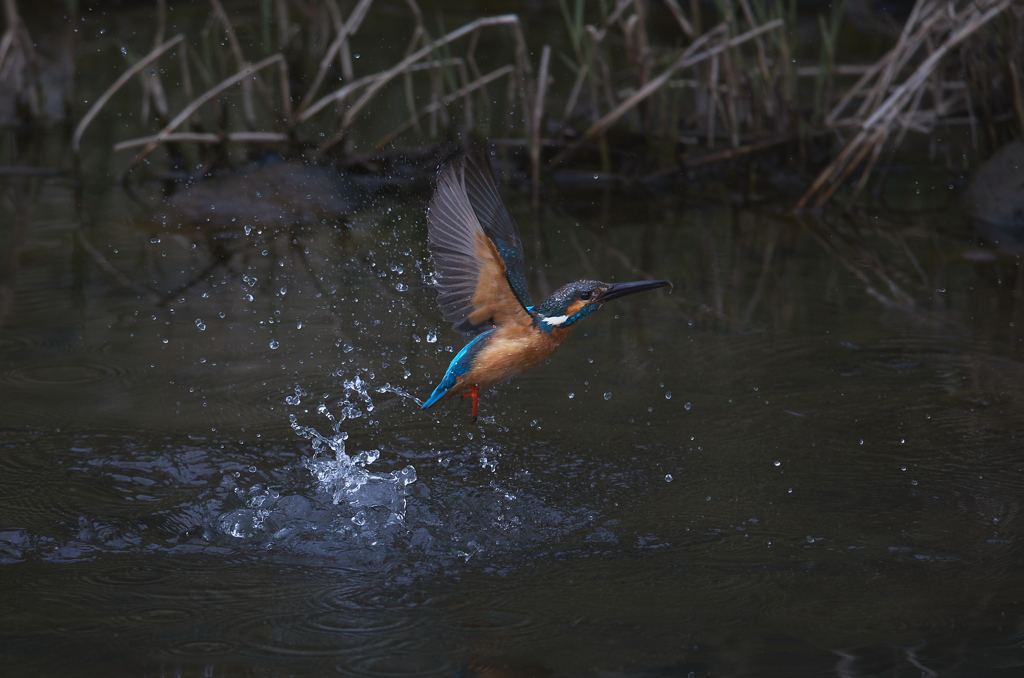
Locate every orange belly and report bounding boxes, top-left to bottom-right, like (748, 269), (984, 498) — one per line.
(442, 324), (572, 403)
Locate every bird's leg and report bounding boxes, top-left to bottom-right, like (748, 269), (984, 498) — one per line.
(461, 384), (480, 420)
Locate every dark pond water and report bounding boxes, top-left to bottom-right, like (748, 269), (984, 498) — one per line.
(4, 152), (1024, 676)
(4, 3), (1024, 677)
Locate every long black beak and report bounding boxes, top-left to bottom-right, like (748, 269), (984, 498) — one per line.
(597, 279), (672, 302)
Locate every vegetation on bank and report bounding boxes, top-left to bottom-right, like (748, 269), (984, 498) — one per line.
(0, 0), (1021, 211)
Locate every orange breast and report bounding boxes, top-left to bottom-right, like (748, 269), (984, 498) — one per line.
(455, 323), (573, 394)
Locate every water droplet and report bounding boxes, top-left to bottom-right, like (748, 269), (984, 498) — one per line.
(859, 439), (864, 445)
(901, 466), (907, 471)
(911, 479), (918, 486)
(806, 535), (814, 544)
(593, 173), (599, 179)
(279, 287), (287, 296)
(774, 461), (781, 467)
(684, 402), (691, 410)
(706, 496), (711, 501)
(426, 331), (437, 343)
(269, 340), (280, 349)
(120, 46), (126, 55)
(162, 338), (169, 344)
(665, 474), (673, 482)
(787, 488), (793, 493)
(395, 282), (408, 292)
(195, 319), (206, 331)
(568, 392), (575, 399)
(297, 322), (303, 329)
(603, 392), (612, 400)
(665, 391), (672, 400)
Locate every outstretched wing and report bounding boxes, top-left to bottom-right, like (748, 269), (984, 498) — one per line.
(427, 154), (532, 337)
(462, 150), (532, 309)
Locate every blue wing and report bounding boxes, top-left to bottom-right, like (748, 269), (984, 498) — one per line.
(421, 329), (494, 409)
(427, 150), (533, 337)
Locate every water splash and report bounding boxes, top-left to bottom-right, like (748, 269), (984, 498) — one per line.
(375, 383), (423, 406)
(290, 375), (416, 521)
(285, 385), (307, 406)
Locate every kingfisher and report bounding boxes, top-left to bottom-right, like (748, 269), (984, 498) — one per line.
(421, 149), (671, 420)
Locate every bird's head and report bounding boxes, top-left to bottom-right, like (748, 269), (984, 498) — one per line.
(531, 279), (672, 331)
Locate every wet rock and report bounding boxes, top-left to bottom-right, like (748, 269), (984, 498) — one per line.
(153, 156), (369, 232)
(965, 139), (1024, 251)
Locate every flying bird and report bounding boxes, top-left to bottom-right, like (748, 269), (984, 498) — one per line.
(421, 149), (671, 420)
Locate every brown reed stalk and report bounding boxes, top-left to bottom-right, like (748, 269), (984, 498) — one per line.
(320, 14), (532, 153)
(563, 64), (588, 121)
(586, 24), (618, 113)
(402, 25), (426, 135)
(551, 20), (779, 165)
(661, 0), (696, 39)
(73, 34), (186, 154)
(532, 45), (552, 211)
(139, 0), (170, 122)
(296, 0), (374, 117)
(210, 0), (258, 129)
(0, 0), (39, 118)
(706, 53), (720, 148)
(796, 0), (1012, 210)
(301, 59), (464, 123)
(1009, 59), (1024, 135)
(113, 131), (290, 152)
(119, 54), (286, 177)
(371, 65), (514, 151)
(721, 47), (740, 148)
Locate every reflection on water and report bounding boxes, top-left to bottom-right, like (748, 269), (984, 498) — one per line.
(3, 155), (1024, 675)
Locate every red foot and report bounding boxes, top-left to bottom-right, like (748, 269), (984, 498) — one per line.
(461, 384), (480, 420)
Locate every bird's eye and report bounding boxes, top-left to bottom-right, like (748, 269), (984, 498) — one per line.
(579, 291), (592, 301)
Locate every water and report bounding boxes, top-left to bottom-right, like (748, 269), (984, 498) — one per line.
(4, 6), (1024, 678)
(4, 153), (1024, 674)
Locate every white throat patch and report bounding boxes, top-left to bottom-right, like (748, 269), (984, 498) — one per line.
(541, 315), (569, 326)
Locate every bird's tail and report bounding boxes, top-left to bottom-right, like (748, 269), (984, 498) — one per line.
(421, 374), (457, 409)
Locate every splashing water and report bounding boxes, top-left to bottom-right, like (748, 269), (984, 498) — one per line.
(285, 385), (307, 406)
(290, 375), (416, 520)
(375, 383), (423, 406)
